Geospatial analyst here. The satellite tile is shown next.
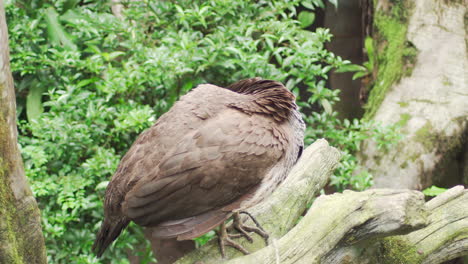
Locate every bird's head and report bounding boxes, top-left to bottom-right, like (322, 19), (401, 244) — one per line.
(226, 77), (297, 122)
(227, 77), (305, 163)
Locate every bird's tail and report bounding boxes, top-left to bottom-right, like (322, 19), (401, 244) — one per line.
(92, 217), (129, 257)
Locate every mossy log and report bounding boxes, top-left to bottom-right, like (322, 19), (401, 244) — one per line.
(173, 140), (467, 264)
(0, 2), (47, 263)
(323, 186), (468, 264)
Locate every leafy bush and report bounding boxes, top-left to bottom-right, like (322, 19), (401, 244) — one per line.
(6, 0), (399, 263)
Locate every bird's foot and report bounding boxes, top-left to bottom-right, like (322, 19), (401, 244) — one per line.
(227, 211), (269, 245)
(216, 222), (250, 258)
(216, 211), (270, 258)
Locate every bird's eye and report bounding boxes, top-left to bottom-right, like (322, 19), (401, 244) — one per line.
(296, 145), (303, 162)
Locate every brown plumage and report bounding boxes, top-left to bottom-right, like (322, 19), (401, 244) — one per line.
(93, 78), (305, 257)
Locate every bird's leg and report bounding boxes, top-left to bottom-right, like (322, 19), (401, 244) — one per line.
(216, 221), (250, 258)
(239, 211), (270, 243)
(228, 211), (269, 245)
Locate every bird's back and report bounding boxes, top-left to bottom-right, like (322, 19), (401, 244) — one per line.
(93, 78), (304, 256)
(104, 84), (242, 214)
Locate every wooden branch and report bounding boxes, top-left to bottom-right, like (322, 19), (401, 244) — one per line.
(224, 186), (468, 264)
(378, 186), (468, 264)
(225, 189), (428, 264)
(173, 139), (467, 264)
(175, 139), (341, 263)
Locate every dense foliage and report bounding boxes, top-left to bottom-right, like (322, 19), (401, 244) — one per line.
(6, 0), (399, 263)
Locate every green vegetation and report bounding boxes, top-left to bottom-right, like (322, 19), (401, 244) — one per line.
(5, 0), (400, 262)
(397, 113), (411, 127)
(380, 237), (420, 264)
(414, 122), (436, 150)
(364, 1), (418, 120)
(336, 36), (376, 81)
(422, 186), (448, 196)
(398, 101), (409, 107)
(0, 157), (21, 264)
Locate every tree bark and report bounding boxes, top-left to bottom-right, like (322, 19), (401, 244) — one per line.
(0, 1), (47, 263)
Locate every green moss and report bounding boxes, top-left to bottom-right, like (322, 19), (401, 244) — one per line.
(409, 153), (421, 162)
(412, 119), (464, 154)
(442, 75), (452, 86)
(411, 99), (437, 104)
(379, 237), (422, 264)
(364, 1), (418, 120)
(398, 101), (409, 107)
(412, 118), (465, 167)
(413, 122), (437, 150)
(396, 113), (411, 127)
(443, 0), (465, 4)
(0, 80), (21, 263)
(0, 157), (22, 264)
(400, 161), (408, 169)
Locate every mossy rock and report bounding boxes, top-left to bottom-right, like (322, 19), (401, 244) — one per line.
(364, 0), (418, 120)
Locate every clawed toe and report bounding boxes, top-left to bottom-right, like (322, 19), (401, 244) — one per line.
(216, 211), (270, 258)
(235, 211), (269, 244)
(217, 222), (250, 258)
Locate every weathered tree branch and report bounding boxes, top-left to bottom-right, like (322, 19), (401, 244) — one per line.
(172, 140), (467, 264)
(225, 189), (429, 264)
(382, 186), (468, 264)
(323, 186), (468, 264)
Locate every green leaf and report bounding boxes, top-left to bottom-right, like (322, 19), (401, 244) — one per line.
(62, 0), (81, 12)
(352, 71), (369, 80)
(95, 181), (109, 190)
(422, 186), (447, 197)
(282, 56), (294, 67)
(301, 1), (316, 10)
(343, 119), (350, 127)
(364, 36), (375, 67)
(298, 11), (315, 28)
(320, 99), (333, 114)
(335, 64), (366, 73)
(315, 0), (325, 8)
(26, 84), (46, 122)
(44, 7), (77, 50)
(265, 38), (275, 50)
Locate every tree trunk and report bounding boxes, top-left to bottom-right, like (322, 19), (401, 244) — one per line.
(324, 0), (364, 120)
(172, 140), (467, 264)
(358, 0), (468, 189)
(0, 1), (47, 263)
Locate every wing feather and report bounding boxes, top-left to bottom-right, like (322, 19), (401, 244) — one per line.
(122, 109), (287, 227)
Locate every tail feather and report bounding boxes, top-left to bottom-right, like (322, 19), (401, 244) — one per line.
(93, 218), (129, 257)
(151, 210), (231, 240)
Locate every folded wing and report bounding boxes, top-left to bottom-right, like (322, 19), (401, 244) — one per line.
(122, 109), (287, 227)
